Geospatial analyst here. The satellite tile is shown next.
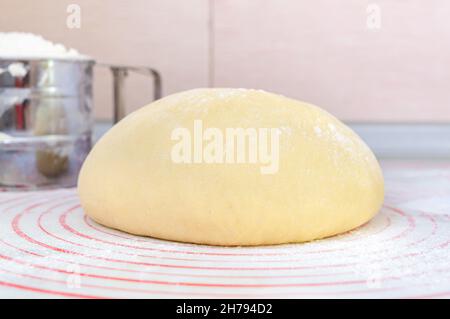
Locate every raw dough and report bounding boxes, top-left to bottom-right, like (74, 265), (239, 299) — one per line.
(78, 89), (384, 246)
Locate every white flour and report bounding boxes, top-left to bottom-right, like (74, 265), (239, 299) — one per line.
(0, 32), (90, 60)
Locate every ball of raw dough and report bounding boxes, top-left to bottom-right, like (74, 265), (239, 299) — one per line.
(78, 89), (384, 246)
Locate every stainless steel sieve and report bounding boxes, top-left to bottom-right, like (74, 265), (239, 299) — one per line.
(0, 58), (161, 190)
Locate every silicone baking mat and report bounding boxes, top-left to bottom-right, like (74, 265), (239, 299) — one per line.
(0, 160), (449, 298)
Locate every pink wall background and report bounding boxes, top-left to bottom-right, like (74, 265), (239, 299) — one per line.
(1, 0), (450, 122)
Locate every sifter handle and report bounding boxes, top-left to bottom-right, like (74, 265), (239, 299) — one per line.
(98, 64), (162, 123)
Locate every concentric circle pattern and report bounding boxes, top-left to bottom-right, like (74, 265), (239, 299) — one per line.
(0, 160), (449, 298)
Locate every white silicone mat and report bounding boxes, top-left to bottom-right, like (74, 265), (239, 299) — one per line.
(0, 160), (449, 298)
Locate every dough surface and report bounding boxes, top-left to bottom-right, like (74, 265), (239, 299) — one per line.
(78, 88), (384, 246)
